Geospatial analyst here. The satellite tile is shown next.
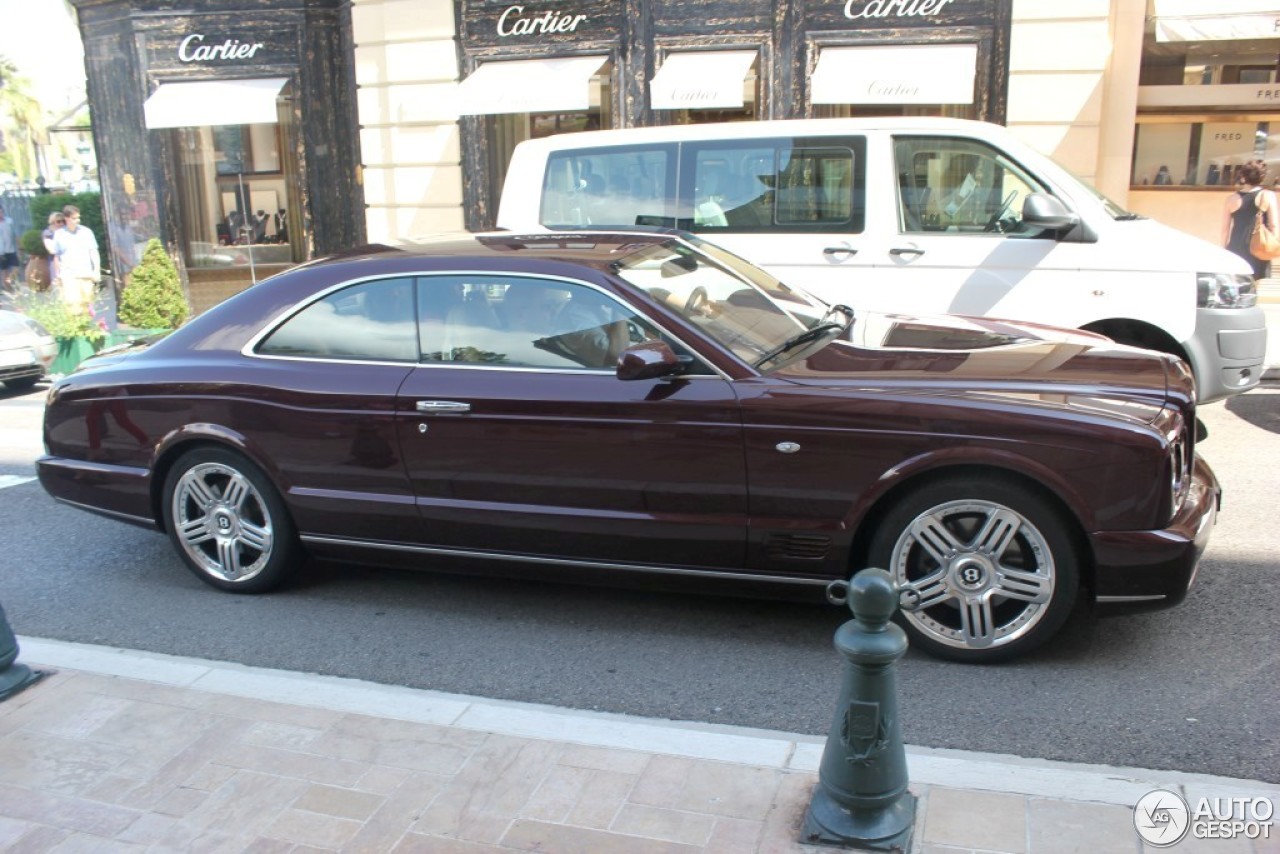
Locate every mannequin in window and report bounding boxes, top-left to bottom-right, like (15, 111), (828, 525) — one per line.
(227, 210), (246, 244)
(275, 209), (288, 243)
(1153, 165), (1173, 186)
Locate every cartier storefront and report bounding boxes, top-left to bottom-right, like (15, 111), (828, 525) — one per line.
(454, 0), (1011, 229)
(72, 0), (364, 310)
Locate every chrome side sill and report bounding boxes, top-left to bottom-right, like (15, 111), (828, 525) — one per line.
(299, 534), (831, 586)
(1095, 594), (1167, 603)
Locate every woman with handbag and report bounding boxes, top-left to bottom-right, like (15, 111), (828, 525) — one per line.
(1222, 160), (1278, 278)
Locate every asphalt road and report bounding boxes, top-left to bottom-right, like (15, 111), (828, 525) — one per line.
(1, 381), (1277, 783)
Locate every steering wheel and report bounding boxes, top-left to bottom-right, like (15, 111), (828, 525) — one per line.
(984, 191), (1019, 233)
(684, 286), (711, 316)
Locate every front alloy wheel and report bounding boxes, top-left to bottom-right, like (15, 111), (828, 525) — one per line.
(163, 448), (299, 592)
(871, 477), (1078, 662)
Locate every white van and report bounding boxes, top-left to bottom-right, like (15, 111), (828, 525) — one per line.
(497, 118), (1267, 403)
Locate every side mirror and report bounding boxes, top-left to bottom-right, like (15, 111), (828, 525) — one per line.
(617, 341), (681, 381)
(1021, 193), (1080, 232)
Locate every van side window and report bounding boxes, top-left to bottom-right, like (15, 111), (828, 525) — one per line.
(894, 137), (1049, 236)
(684, 139), (866, 234)
(540, 145), (674, 228)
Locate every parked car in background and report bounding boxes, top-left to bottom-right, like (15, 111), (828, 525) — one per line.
(0, 309), (56, 390)
(37, 232), (1219, 662)
(498, 117), (1267, 403)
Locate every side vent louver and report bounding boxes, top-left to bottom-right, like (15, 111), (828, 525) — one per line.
(764, 534), (832, 561)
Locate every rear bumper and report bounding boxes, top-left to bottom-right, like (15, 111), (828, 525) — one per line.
(36, 455), (158, 529)
(1089, 456), (1219, 611)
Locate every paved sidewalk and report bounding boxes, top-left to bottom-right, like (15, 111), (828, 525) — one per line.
(2, 639), (1278, 853)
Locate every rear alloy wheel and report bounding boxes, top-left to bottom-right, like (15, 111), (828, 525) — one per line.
(869, 477), (1079, 663)
(162, 447), (300, 592)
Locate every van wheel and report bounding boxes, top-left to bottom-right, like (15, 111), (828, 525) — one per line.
(868, 475), (1079, 663)
(162, 447), (301, 593)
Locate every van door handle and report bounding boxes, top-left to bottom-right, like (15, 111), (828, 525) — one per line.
(889, 247), (925, 257)
(823, 246), (858, 257)
(416, 400), (471, 413)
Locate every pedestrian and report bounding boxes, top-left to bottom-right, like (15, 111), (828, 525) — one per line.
(1222, 159), (1277, 279)
(52, 205), (101, 315)
(0, 205), (19, 293)
(42, 211), (66, 295)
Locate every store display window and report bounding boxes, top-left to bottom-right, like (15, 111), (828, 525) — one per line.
(1132, 121), (1280, 188)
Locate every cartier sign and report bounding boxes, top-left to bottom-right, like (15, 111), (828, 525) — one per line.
(845, 0), (957, 19)
(496, 5), (587, 37)
(178, 34), (265, 62)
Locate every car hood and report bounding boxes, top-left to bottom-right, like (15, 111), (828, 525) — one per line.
(775, 312), (1177, 422)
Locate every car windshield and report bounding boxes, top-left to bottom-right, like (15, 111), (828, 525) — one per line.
(612, 238), (835, 367)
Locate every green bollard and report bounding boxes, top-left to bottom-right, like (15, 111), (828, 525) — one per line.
(802, 568), (916, 850)
(0, 602), (43, 702)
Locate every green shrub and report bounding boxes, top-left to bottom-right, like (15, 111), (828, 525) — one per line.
(16, 292), (106, 342)
(19, 229), (47, 257)
(118, 238), (189, 330)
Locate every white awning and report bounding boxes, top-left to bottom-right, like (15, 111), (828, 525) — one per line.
(650, 50), (757, 110)
(810, 44), (978, 106)
(144, 77), (289, 129)
(456, 56), (608, 115)
(1153, 0), (1280, 42)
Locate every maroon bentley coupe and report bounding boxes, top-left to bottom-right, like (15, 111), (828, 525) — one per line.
(38, 232), (1219, 662)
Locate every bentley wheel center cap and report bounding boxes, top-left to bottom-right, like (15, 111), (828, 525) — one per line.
(952, 557), (990, 590)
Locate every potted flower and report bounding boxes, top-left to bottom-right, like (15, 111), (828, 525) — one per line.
(16, 293), (108, 375)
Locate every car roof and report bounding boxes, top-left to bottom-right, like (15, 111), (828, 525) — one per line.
(350, 230), (682, 272)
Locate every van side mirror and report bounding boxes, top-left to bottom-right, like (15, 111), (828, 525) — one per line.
(617, 341), (682, 381)
(1022, 193), (1079, 232)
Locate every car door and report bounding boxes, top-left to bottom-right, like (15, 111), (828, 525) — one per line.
(249, 275), (420, 542)
(679, 135), (872, 305)
(395, 272), (749, 569)
(847, 134), (1082, 319)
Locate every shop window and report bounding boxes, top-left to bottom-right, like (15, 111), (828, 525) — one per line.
(486, 66), (614, 219)
(172, 109), (303, 270)
(893, 137), (1047, 235)
(258, 278), (418, 362)
(1132, 121), (1279, 188)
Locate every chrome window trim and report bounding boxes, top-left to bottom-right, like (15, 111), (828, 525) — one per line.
(300, 534), (830, 587)
(242, 269), (729, 380)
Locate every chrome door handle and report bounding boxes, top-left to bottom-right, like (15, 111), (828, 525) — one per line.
(823, 246), (858, 257)
(415, 400), (471, 413)
(889, 247), (925, 257)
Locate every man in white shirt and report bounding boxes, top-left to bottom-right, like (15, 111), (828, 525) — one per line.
(52, 205), (101, 315)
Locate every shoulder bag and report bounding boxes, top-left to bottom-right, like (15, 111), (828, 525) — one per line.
(1250, 205), (1280, 261)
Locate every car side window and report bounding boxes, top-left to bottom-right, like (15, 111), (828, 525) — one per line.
(682, 138), (866, 234)
(257, 277), (418, 361)
(540, 145), (674, 228)
(894, 136), (1048, 236)
(417, 275), (702, 372)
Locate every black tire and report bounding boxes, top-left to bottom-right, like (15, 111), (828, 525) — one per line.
(161, 446), (301, 593)
(868, 475), (1079, 663)
(4, 375), (39, 391)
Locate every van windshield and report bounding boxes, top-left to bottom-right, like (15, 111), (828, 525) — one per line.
(1076, 178), (1144, 221)
(613, 239), (837, 368)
